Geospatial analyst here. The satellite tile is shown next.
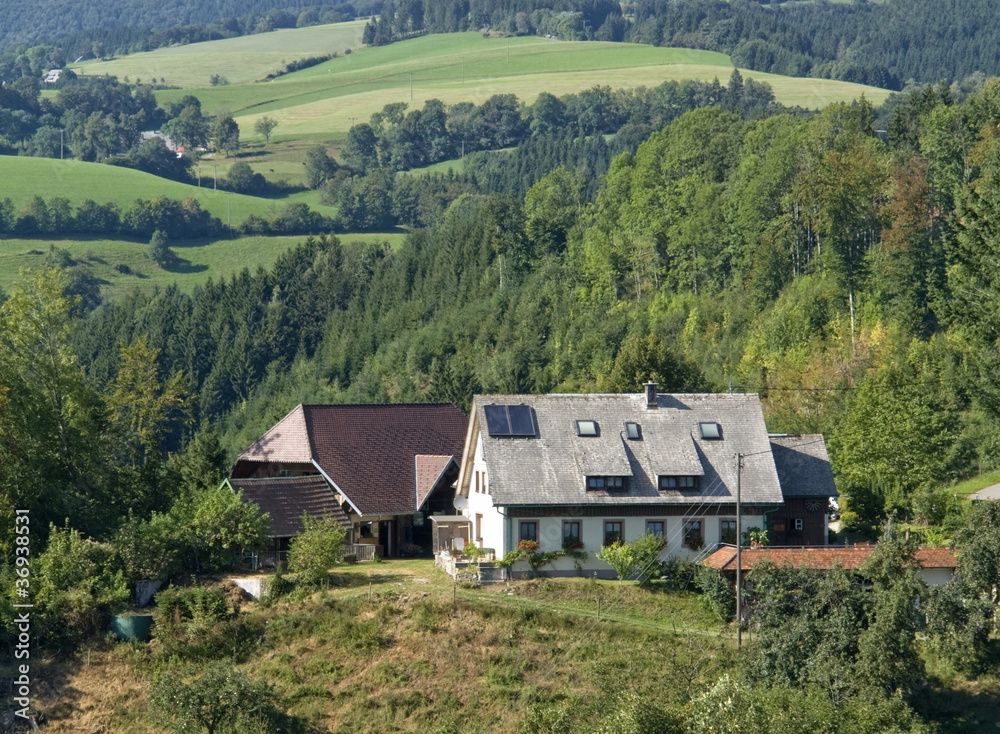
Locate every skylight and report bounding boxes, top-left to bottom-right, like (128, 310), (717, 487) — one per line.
(576, 420), (598, 436)
(699, 422), (722, 439)
(625, 422), (641, 440)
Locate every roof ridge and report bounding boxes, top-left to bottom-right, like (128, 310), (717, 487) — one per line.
(299, 402), (462, 409)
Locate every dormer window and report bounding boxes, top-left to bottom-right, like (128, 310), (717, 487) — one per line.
(625, 422), (641, 440)
(699, 422), (722, 440)
(576, 420), (598, 436)
(659, 475), (698, 490)
(588, 476), (626, 491)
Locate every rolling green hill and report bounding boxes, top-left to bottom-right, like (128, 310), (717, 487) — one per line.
(77, 20), (367, 88)
(0, 155), (306, 222)
(0, 231), (407, 297)
(94, 31), (892, 138)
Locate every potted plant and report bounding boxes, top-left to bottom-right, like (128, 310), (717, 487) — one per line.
(517, 539), (540, 553)
(685, 530), (703, 551)
(562, 538), (584, 551)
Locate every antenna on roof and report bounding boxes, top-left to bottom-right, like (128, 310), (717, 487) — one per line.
(729, 380), (733, 394)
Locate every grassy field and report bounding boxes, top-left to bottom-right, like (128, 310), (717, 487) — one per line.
(0, 231), (407, 297)
(76, 21), (367, 88)
(128, 32), (891, 137)
(27, 558), (1000, 733)
(0, 155), (300, 221)
(947, 468), (1000, 496)
(35, 560), (732, 733)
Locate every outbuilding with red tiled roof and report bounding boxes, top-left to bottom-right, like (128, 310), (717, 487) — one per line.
(699, 544), (956, 586)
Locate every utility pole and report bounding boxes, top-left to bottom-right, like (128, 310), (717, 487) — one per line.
(735, 451), (743, 649)
(213, 164), (218, 190)
(60, 129), (64, 159)
(409, 72), (413, 100)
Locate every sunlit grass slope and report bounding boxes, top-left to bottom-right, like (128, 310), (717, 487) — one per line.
(76, 20), (367, 88)
(0, 232), (407, 297)
(135, 32), (890, 136)
(0, 155), (338, 221)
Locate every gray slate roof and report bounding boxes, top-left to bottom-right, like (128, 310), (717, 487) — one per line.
(769, 434), (839, 498)
(471, 393), (785, 507)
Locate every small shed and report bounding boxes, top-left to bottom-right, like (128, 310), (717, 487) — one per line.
(429, 516), (471, 553)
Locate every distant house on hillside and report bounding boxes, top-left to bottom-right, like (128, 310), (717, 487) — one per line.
(699, 545), (957, 587)
(230, 403), (468, 559)
(140, 130), (178, 151)
(43, 69), (61, 84)
(453, 384), (838, 579)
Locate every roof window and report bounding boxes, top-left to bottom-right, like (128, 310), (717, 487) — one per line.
(576, 420), (598, 436)
(699, 422), (722, 440)
(625, 422), (641, 440)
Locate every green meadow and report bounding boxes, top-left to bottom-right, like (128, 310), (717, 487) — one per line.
(122, 31), (890, 138)
(0, 232), (407, 297)
(76, 21), (368, 88)
(0, 154), (341, 219)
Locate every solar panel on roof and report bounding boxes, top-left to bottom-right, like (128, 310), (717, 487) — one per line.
(485, 405), (512, 436)
(485, 404), (536, 437)
(508, 405), (535, 436)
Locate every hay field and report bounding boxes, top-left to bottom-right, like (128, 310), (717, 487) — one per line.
(136, 32), (890, 136)
(75, 21), (367, 88)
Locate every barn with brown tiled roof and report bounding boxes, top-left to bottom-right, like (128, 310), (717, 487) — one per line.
(231, 403), (468, 558)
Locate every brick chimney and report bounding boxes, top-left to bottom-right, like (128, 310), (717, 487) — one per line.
(644, 381), (658, 409)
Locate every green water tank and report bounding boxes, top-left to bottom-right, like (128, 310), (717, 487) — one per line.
(111, 614), (154, 641)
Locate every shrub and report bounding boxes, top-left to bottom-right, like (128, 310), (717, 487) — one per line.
(113, 511), (183, 582)
(287, 513), (346, 587)
(183, 487), (270, 572)
(153, 662), (287, 733)
(695, 567), (735, 623)
(35, 523), (130, 644)
(146, 228), (175, 267)
(597, 532), (667, 585)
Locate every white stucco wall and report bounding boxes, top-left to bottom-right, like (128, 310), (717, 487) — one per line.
(917, 567), (954, 587)
(464, 432), (507, 553)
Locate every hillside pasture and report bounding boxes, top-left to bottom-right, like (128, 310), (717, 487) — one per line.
(140, 32), (891, 136)
(0, 232), (407, 297)
(74, 20), (367, 88)
(0, 154), (338, 222)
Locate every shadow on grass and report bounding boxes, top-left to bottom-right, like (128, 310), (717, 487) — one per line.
(163, 257), (208, 275)
(919, 682), (1000, 733)
(332, 570), (412, 588)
